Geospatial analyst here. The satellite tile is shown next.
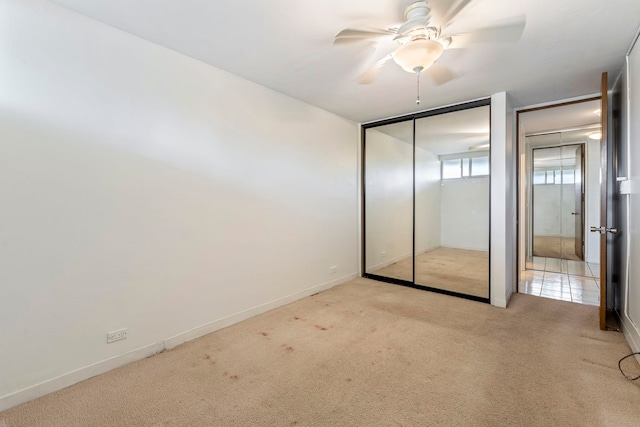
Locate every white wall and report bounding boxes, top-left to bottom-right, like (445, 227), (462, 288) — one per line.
(620, 36), (640, 354)
(364, 130), (414, 271)
(441, 178), (490, 251)
(415, 147), (442, 253)
(491, 92), (516, 308)
(0, 0), (358, 410)
(534, 180), (590, 243)
(532, 184), (576, 237)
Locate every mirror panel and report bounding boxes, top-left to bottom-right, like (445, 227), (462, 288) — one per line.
(364, 121), (414, 282)
(414, 106), (490, 298)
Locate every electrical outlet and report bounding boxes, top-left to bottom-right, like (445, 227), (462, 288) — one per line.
(107, 328), (127, 344)
(381, 250), (386, 258)
(330, 266), (337, 274)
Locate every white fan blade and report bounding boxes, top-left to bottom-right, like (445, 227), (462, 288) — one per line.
(334, 37), (379, 45)
(358, 54), (393, 84)
(334, 28), (396, 44)
(446, 17), (526, 48)
(335, 28), (395, 37)
(425, 63), (456, 86)
(442, 0), (477, 28)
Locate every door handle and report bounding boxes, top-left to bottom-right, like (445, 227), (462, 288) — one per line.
(590, 226), (618, 234)
(571, 212), (580, 215)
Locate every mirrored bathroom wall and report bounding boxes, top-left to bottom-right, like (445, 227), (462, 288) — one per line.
(532, 144), (584, 261)
(363, 100), (491, 301)
(523, 127), (601, 276)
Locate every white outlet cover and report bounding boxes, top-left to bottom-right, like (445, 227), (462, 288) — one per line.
(107, 328), (128, 344)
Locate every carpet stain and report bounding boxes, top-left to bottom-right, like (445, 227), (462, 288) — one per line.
(314, 325), (328, 331)
(285, 346), (294, 352)
(261, 332), (268, 337)
(294, 316), (301, 320)
(581, 358), (616, 370)
(578, 332), (622, 343)
(200, 354), (215, 365)
(345, 378), (352, 382)
(230, 375), (239, 380)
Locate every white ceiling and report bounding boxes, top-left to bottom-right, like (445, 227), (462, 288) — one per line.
(48, 0), (640, 123)
(370, 105), (490, 154)
(519, 99), (601, 135)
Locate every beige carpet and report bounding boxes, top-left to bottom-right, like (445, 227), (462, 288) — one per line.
(2, 278), (639, 426)
(533, 236), (581, 261)
(371, 247), (489, 298)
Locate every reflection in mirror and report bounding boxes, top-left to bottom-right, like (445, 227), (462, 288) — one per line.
(364, 121), (413, 282)
(532, 145), (583, 261)
(413, 106), (490, 298)
(524, 128), (599, 278)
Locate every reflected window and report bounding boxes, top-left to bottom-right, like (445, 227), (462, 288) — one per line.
(533, 170), (546, 184)
(471, 156), (489, 176)
(546, 171), (555, 184)
(441, 155), (489, 179)
(562, 169), (575, 184)
(462, 158), (470, 177)
(534, 168), (576, 185)
(442, 159), (462, 179)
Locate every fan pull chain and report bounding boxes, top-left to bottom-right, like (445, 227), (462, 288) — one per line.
(416, 70), (421, 105)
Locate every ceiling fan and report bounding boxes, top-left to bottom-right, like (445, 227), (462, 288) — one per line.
(334, 0), (526, 104)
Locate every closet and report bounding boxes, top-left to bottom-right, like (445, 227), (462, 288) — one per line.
(363, 99), (492, 301)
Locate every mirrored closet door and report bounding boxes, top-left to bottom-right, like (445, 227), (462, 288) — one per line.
(364, 120), (414, 283)
(363, 100), (491, 302)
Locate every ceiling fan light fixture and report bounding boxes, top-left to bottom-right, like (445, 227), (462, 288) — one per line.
(392, 39), (444, 73)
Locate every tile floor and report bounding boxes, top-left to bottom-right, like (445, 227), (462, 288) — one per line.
(520, 256), (600, 306)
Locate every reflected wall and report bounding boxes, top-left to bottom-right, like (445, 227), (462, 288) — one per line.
(364, 123), (413, 282)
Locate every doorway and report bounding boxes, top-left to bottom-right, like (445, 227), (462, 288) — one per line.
(517, 98), (602, 306)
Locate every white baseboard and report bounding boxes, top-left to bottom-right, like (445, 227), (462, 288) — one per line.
(366, 245), (440, 273)
(0, 273), (357, 413)
(164, 273), (357, 350)
(366, 252), (412, 272)
(0, 342), (164, 413)
(415, 245), (440, 256)
(619, 312), (640, 360)
(440, 245), (489, 252)
(491, 296), (509, 308)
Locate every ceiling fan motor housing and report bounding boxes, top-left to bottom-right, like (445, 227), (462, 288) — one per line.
(404, 1), (430, 21)
(398, 1), (437, 44)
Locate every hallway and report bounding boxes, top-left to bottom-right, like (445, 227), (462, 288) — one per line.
(520, 257), (600, 306)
